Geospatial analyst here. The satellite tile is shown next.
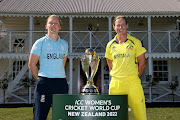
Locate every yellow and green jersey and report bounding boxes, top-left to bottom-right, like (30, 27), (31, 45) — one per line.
(105, 33), (146, 78)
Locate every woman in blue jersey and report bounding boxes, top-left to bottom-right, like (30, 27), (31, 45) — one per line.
(105, 16), (147, 120)
(28, 15), (68, 120)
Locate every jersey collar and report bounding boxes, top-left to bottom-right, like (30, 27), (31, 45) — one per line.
(114, 33), (129, 44)
(45, 34), (61, 42)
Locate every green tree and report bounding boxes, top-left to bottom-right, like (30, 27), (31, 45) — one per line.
(0, 73), (10, 103)
(168, 76), (179, 102)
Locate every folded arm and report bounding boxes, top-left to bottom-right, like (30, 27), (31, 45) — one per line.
(28, 53), (39, 80)
(106, 58), (113, 70)
(137, 53), (146, 77)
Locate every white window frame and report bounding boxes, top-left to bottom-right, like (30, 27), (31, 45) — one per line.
(12, 60), (26, 80)
(152, 59), (170, 84)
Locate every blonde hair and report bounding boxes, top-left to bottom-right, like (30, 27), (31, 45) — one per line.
(113, 16), (127, 26)
(46, 14), (62, 25)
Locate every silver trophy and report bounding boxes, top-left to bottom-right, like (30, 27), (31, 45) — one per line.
(81, 48), (100, 95)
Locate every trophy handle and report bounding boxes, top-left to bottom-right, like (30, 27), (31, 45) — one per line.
(81, 58), (90, 80)
(81, 55), (100, 82)
(89, 56), (100, 82)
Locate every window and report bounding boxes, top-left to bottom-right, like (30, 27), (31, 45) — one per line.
(153, 60), (168, 82)
(14, 38), (24, 47)
(12, 61), (26, 79)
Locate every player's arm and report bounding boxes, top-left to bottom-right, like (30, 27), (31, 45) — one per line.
(28, 53), (39, 80)
(137, 53), (146, 77)
(106, 58), (113, 70)
(63, 56), (68, 67)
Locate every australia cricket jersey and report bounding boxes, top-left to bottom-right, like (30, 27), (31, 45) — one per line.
(30, 34), (68, 78)
(105, 33), (146, 78)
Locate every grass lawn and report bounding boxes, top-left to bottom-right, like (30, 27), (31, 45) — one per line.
(0, 107), (179, 120)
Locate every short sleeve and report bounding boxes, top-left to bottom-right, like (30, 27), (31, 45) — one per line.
(135, 40), (146, 57)
(30, 40), (42, 56)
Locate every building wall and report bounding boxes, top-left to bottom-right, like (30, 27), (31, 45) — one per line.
(1, 16), (179, 31)
(0, 16), (180, 93)
(73, 17), (108, 31)
(65, 58), (80, 94)
(171, 58), (180, 81)
(1, 16), (29, 31)
(72, 58), (79, 94)
(0, 59), (9, 77)
(1, 16), (180, 101)
(152, 17), (177, 31)
(1, 17), (179, 53)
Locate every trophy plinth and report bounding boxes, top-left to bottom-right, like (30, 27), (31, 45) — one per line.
(81, 48), (100, 95)
(81, 81), (99, 95)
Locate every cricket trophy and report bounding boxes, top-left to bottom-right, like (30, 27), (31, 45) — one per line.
(81, 48), (100, 95)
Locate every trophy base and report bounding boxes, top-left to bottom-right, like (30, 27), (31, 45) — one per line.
(81, 82), (99, 95)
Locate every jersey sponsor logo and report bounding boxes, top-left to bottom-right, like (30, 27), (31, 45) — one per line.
(126, 44), (133, 50)
(47, 53), (65, 59)
(40, 94), (45, 102)
(114, 53), (130, 59)
(112, 46), (116, 53)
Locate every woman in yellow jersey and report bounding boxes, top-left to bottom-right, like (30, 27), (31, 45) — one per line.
(105, 16), (147, 120)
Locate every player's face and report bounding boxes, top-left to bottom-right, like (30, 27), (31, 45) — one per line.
(113, 18), (128, 36)
(46, 16), (61, 34)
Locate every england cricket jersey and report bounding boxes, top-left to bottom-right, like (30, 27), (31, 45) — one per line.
(30, 34), (68, 78)
(105, 33), (146, 78)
